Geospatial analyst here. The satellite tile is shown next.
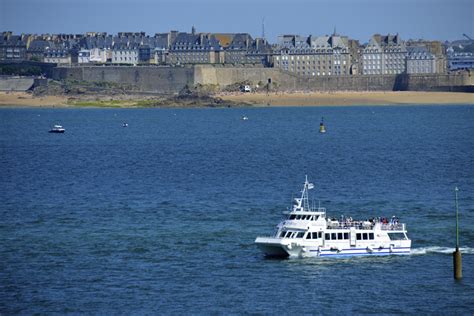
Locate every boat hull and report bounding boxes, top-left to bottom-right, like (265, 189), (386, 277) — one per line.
(49, 130), (65, 133)
(255, 237), (411, 258)
(255, 237), (291, 257)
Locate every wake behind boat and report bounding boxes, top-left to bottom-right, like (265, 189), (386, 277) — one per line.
(255, 177), (411, 258)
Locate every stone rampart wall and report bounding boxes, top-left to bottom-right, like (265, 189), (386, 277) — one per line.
(0, 77), (34, 91)
(53, 65), (472, 93)
(53, 66), (194, 93)
(403, 73), (471, 91)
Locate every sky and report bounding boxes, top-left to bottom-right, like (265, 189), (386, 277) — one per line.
(1, 0), (473, 43)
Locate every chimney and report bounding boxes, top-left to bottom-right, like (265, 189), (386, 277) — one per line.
(168, 31), (178, 47)
(373, 34), (381, 44)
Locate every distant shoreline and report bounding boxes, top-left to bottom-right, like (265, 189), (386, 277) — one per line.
(0, 91), (473, 108)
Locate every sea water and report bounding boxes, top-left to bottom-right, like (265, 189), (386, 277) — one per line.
(0, 105), (473, 314)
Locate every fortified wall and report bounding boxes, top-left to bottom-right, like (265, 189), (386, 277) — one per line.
(194, 66), (472, 92)
(52, 65), (473, 93)
(0, 76), (34, 91)
(52, 66), (194, 93)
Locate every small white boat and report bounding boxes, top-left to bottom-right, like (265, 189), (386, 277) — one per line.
(255, 176), (411, 258)
(49, 124), (65, 133)
(241, 116), (249, 121)
(123, 122), (128, 127)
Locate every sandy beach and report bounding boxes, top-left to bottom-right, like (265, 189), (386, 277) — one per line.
(0, 92), (68, 107)
(218, 91), (474, 106)
(0, 91), (472, 107)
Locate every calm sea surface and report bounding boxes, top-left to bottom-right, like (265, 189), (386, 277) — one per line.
(1, 105), (473, 314)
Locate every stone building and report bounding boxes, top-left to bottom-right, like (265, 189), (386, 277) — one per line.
(406, 46), (436, 74)
(362, 34), (406, 75)
(273, 33), (358, 77)
(150, 33), (169, 64)
(44, 47), (72, 64)
(80, 35), (113, 63)
(211, 33), (272, 66)
(112, 42), (139, 65)
(139, 35), (168, 64)
(26, 40), (52, 62)
(273, 34), (312, 75)
(220, 33), (251, 64)
(309, 34), (352, 76)
(78, 49), (91, 64)
(167, 28), (222, 65)
(0, 32), (30, 61)
(347, 39), (362, 75)
(406, 40), (446, 73)
(245, 38), (272, 66)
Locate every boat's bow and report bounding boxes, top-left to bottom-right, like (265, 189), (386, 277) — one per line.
(255, 237), (292, 257)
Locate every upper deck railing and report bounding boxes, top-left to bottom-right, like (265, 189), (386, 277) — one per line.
(325, 221), (406, 231)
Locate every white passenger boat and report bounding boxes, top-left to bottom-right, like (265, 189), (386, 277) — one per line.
(255, 177), (411, 258)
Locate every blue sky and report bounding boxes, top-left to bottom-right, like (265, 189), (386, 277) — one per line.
(1, 0), (473, 42)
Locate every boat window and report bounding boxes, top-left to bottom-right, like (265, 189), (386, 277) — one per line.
(318, 232), (322, 238)
(296, 232), (304, 238)
(289, 215), (296, 220)
(331, 233), (337, 240)
(338, 233), (343, 240)
(314, 215), (319, 221)
(285, 231), (293, 238)
(369, 233), (374, 240)
(356, 233), (362, 240)
(312, 232), (319, 239)
(280, 231), (287, 238)
(363, 233), (368, 240)
(344, 233), (349, 239)
(388, 232), (406, 240)
(306, 232), (311, 239)
(296, 215), (301, 220)
(325, 233), (330, 240)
